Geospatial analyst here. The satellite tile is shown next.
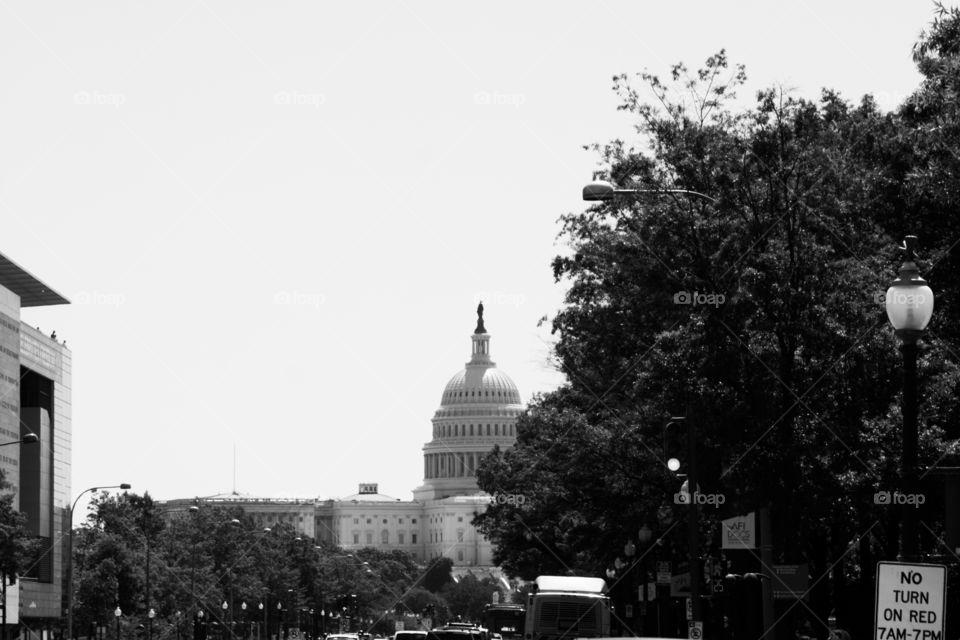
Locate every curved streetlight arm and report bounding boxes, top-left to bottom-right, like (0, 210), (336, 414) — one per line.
(0, 433), (39, 447)
(67, 483), (131, 640)
(583, 180), (719, 204)
(70, 483), (132, 518)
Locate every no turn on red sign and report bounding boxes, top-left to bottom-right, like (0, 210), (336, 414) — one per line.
(874, 562), (946, 640)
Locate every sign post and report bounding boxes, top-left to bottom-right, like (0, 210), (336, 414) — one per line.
(875, 562), (946, 640)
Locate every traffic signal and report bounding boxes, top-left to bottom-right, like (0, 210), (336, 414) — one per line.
(663, 417), (686, 475)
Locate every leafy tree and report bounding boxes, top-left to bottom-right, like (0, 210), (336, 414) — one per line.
(0, 470), (36, 604)
(399, 587), (449, 627)
(421, 557), (453, 593)
(477, 42), (960, 638)
(439, 574), (499, 623)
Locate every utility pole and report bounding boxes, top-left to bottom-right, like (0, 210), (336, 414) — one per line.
(665, 416), (702, 634)
(685, 417), (703, 632)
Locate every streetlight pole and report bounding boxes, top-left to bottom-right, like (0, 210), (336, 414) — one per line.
(276, 602), (282, 640)
(885, 235), (934, 561)
(665, 416), (703, 632)
(67, 484), (131, 640)
(636, 525), (653, 636)
(584, 178), (717, 633)
(115, 606), (122, 640)
(259, 602), (265, 640)
(241, 602), (247, 640)
(0, 433), (38, 640)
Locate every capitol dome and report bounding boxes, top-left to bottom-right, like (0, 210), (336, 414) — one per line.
(413, 303), (524, 502)
(440, 368), (522, 406)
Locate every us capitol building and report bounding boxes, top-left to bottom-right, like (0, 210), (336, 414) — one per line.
(165, 304), (522, 568)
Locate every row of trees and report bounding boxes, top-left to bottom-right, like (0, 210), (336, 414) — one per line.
(475, 5), (960, 640)
(69, 491), (502, 639)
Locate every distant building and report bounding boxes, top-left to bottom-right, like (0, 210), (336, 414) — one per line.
(0, 252), (70, 637)
(164, 304), (521, 569)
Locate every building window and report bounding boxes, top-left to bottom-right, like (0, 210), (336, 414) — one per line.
(381, 530), (389, 544)
(457, 550), (464, 562)
(412, 533), (417, 544)
(353, 533), (359, 545)
(412, 518), (417, 524)
(398, 532), (405, 545)
(366, 519), (371, 524)
(458, 516), (463, 522)
(353, 518), (359, 525)
(382, 519), (387, 524)
(366, 532), (373, 545)
(457, 529), (464, 542)
(398, 518), (404, 524)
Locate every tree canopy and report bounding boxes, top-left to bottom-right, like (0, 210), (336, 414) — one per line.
(69, 492), (499, 637)
(476, 8), (960, 638)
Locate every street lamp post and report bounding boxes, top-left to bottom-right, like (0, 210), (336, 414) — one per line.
(148, 609), (155, 640)
(241, 601), (247, 640)
(637, 524), (653, 636)
(665, 415), (703, 631)
(584, 179), (718, 632)
(0, 432), (38, 640)
(623, 540), (638, 636)
(115, 607), (122, 640)
(885, 235), (934, 560)
(258, 602), (265, 640)
(67, 484), (132, 640)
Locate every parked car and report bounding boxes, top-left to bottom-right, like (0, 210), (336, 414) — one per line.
(428, 630), (479, 640)
(394, 632), (428, 640)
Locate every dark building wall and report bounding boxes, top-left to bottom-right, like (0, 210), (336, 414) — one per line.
(0, 311), (20, 501)
(18, 340), (66, 620)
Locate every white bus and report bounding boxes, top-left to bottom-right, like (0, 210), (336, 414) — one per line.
(523, 576), (611, 640)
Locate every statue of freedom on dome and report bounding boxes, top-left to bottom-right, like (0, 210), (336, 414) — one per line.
(475, 301), (486, 334)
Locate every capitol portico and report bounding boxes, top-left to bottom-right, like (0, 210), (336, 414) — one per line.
(164, 304), (521, 568)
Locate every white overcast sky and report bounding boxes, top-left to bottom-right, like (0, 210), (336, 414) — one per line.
(1, 1), (948, 521)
